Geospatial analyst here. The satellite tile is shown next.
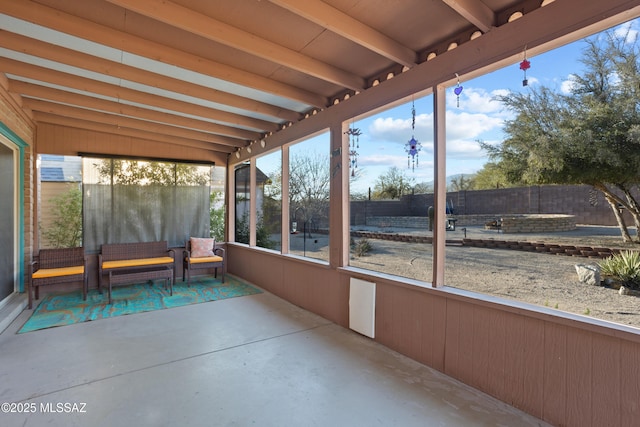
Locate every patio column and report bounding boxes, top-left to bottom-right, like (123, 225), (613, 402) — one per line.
(432, 84), (446, 287)
(280, 144), (290, 254)
(329, 121), (350, 268)
(249, 158), (257, 247)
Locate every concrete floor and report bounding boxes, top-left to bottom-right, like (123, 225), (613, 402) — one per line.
(0, 284), (550, 427)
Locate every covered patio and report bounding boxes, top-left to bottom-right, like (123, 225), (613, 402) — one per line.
(2, 1), (640, 426)
(1, 283), (549, 426)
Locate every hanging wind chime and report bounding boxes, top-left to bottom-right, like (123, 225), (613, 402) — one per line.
(405, 100), (422, 171)
(520, 47), (531, 86)
(454, 73), (463, 108)
(344, 125), (362, 177)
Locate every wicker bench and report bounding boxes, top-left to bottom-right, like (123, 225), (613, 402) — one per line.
(30, 247), (87, 309)
(98, 241), (175, 301)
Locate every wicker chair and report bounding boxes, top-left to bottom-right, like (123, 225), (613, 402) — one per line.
(183, 238), (225, 285)
(30, 247), (87, 309)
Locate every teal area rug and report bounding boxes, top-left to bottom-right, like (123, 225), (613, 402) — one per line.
(19, 275), (262, 333)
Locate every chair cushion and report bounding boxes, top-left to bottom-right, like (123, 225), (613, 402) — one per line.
(190, 255), (223, 264)
(102, 257), (174, 269)
(190, 237), (215, 258)
(32, 265), (84, 279)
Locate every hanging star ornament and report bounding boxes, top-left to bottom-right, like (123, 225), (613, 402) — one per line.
(404, 100), (422, 171)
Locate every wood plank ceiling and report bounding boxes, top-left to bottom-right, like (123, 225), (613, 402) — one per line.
(0, 0), (636, 157)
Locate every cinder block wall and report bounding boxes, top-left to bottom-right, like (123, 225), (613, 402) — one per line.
(351, 185), (633, 226)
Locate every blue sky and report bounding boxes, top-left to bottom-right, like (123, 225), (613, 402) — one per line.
(344, 18), (640, 194)
(253, 19), (640, 195)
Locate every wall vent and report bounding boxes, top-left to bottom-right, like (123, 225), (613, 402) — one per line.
(349, 278), (376, 338)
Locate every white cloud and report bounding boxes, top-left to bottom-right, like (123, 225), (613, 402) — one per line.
(366, 107), (504, 166)
(560, 74), (578, 94)
(445, 139), (486, 158)
(368, 113), (434, 149)
(447, 87), (509, 114)
(360, 153), (408, 168)
(446, 111), (504, 141)
(615, 21), (639, 43)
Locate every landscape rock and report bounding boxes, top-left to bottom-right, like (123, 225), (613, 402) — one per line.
(575, 263), (601, 286)
(619, 286), (640, 296)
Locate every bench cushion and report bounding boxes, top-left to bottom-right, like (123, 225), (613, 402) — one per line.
(102, 256), (174, 270)
(32, 266), (85, 279)
(189, 255), (223, 264)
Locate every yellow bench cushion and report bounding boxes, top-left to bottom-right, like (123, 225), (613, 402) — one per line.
(32, 266), (85, 279)
(189, 255), (223, 264)
(102, 256), (174, 270)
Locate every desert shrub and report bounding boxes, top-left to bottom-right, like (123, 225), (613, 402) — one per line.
(352, 238), (373, 257)
(599, 250), (640, 290)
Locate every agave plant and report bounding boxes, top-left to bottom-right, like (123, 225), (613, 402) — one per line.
(352, 238), (373, 257)
(599, 250), (640, 290)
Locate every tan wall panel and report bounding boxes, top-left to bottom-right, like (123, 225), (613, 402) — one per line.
(457, 302), (475, 386)
(226, 245), (348, 327)
(228, 244), (640, 426)
(36, 123), (227, 164)
(621, 340), (640, 426)
(503, 313), (526, 409)
(542, 323), (568, 424)
(485, 309), (507, 400)
(471, 307), (490, 390)
(521, 317), (545, 418)
(566, 329), (592, 427)
(420, 291), (445, 369)
(592, 334), (621, 426)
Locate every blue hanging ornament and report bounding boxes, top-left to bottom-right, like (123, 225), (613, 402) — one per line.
(454, 73), (463, 107)
(344, 124), (362, 177)
(404, 100), (422, 171)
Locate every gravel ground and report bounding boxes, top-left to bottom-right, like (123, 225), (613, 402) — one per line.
(349, 225), (640, 329)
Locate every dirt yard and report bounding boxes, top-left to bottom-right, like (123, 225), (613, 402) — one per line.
(348, 226), (640, 330)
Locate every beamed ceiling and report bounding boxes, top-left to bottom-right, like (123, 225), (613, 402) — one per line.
(1, 0), (640, 159)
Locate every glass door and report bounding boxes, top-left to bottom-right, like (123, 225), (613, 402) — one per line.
(0, 137), (16, 302)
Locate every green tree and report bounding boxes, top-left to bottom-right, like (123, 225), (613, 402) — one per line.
(93, 159), (209, 185)
(372, 166), (415, 199)
(448, 174), (474, 192)
(268, 151), (331, 229)
(413, 182), (433, 194)
(472, 161), (520, 190)
(234, 212), (274, 248)
(482, 29), (640, 242)
(42, 185), (82, 248)
(210, 191), (225, 242)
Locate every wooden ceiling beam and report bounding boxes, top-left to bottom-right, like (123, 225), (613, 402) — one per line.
(442, 0), (495, 33)
(34, 112), (235, 153)
(0, 30), (301, 123)
(9, 80), (261, 141)
(268, 0), (417, 68)
(104, 0), (366, 90)
(25, 98), (246, 148)
(0, 0), (328, 108)
(0, 58), (281, 133)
